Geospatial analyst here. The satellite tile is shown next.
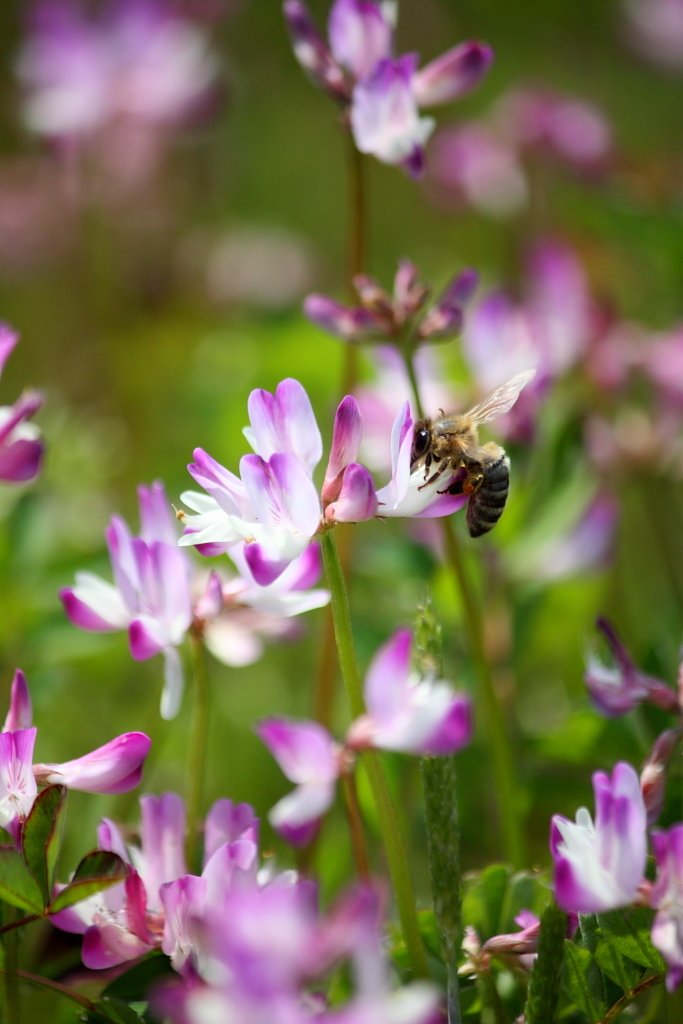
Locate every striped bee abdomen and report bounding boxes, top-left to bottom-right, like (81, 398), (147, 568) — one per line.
(466, 454), (510, 538)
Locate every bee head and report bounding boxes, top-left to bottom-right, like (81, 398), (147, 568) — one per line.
(411, 424), (431, 463)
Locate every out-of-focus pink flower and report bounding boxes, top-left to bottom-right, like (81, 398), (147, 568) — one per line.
(154, 878), (439, 1024)
(584, 617), (679, 718)
(284, 0), (492, 174)
(526, 495), (618, 582)
(0, 669), (149, 841)
(304, 262), (477, 346)
(61, 481), (193, 719)
(200, 544), (330, 667)
(641, 728), (681, 827)
(651, 824), (683, 991)
(463, 241), (592, 439)
(346, 627), (472, 755)
(52, 792), (258, 972)
(639, 326), (683, 405)
(257, 718), (342, 847)
(0, 325), (44, 484)
(18, 0), (220, 139)
(551, 762), (647, 913)
(624, 0), (683, 67)
(429, 87), (612, 216)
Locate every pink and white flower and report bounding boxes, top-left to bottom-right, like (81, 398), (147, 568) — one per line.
(0, 669), (149, 842)
(284, 0), (492, 174)
(550, 762), (647, 914)
(651, 824), (683, 991)
(346, 627), (472, 755)
(61, 481), (193, 719)
(584, 617), (679, 718)
(0, 325), (44, 484)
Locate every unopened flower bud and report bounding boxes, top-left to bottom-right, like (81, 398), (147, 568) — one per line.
(641, 728), (681, 826)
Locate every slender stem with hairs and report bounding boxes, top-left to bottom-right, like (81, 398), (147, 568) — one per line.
(320, 531), (429, 979)
(440, 516), (523, 867)
(185, 631), (210, 871)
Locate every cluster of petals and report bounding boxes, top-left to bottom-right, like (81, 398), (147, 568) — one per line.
(61, 480), (329, 719)
(52, 792), (259, 971)
(0, 669), (150, 842)
(155, 879), (440, 1024)
(584, 617), (679, 718)
(304, 260), (478, 346)
(180, 378), (471, 588)
(258, 628), (472, 846)
(430, 87), (612, 217)
(459, 909), (578, 977)
(283, 0), (492, 174)
(0, 324), (44, 484)
(17, 0), (220, 140)
(550, 761), (648, 914)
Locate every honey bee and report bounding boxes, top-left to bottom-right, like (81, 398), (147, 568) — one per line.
(410, 369), (536, 538)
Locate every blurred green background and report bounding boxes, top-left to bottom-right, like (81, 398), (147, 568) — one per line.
(0, 0), (682, 1012)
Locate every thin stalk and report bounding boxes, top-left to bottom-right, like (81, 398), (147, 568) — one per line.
(341, 135), (366, 397)
(404, 352), (425, 420)
(0, 968), (94, 1013)
(341, 772), (370, 880)
(440, 517), (523, 867)
(0, 917), (39, 938)
(185, 632), (210, 872)
(2, 905), (19, 1024)
(320, 531), (429, 979)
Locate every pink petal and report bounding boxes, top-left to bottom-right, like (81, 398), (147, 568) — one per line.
(34, 732), (151, 794)
(325, 463), (378, 523)
(138, 480), (177, 547)
(125, 870), (155, 944)
(412, 41), (493, 107)
(269, 781), (336, 844)
(138, 793), (187, 898)
(195, 571), (223, 621)
(204, 799), (258, 866)
(423, 694), (473, 755)
(364, 628), (413, 723)
(60, 574), (130, 632)
(0, 324), (19, 378)
(257, 717), (339, 784)
(322, 396), (364, 503)
(128, 617), (167, 660)
(3, 669), (32, 732)
(82, 922), (155, 970)
(328, 0), (393, 80)
(0, 438), (44, 483)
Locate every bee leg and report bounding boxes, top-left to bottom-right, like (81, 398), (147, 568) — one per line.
(418, 464), (447, 491)
(422, 452), (433, 479)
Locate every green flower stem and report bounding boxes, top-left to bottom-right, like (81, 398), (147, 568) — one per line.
(440, 516), (524, 868)
(341, 772), (370, 880)
(0, 968), (95, 1013)
(404, 353), (425, 420)
(341, 135), (366, 397)
(1, 905), (20, 1024)
(320, 531), (429, 980)
(185, 631), (210, 872)
(524, 900), (567, 1024)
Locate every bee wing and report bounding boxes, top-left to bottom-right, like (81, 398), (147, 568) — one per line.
(464, 369), (537, 424)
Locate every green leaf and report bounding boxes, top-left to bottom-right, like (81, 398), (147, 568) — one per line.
(596, 908), (665, 972)
(562, 941), (606, 1023)
(101, 953), (173, 1002)
(49, 851), (128, 914)
(461, 864), (511, 941)
(83, 998), (146, 1024)
(0, 846), (44, 914)
(22, 785), (66, 901)
(594, 936), (643, 993)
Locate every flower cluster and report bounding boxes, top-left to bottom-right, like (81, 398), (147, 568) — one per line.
(259, 627), (472, 846)
(549, 759), (683, 992)
(283, 0), (492, 174)
(178, 377), (484, 586)
(0, 669), (149, 842)
(0, 324), (44, 484)
(304, 261), (478, 347)
(55, 788), (440, 1024)
(61, 480), (329, 719)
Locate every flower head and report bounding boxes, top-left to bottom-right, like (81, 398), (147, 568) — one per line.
(551, 761), (647, 914)
(651, 824), (683, 991)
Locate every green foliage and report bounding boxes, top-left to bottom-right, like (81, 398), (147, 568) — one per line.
(524, 901), (568, 1024)
(0, 847), (43, 914)
(22, 784), (66, 902)
(49, 850), (128, 913)
(101, 954), (174, 1003)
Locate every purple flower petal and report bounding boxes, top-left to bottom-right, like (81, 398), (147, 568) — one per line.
(283, 0), (349, 100)
(326, 463), (378, 523)
(3, 669), (32, 733)
(138, 480), (177, 547)
(257, 717), (339, 784)
(204, 799), (258, 866)
(34, 732), (151, 795)
(303, 293), (380, 341)
(328, 0), (394, 80)
(412, 41), (493, 107)
(322, 395), (364, 504)
(351, 55), (435, 167)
